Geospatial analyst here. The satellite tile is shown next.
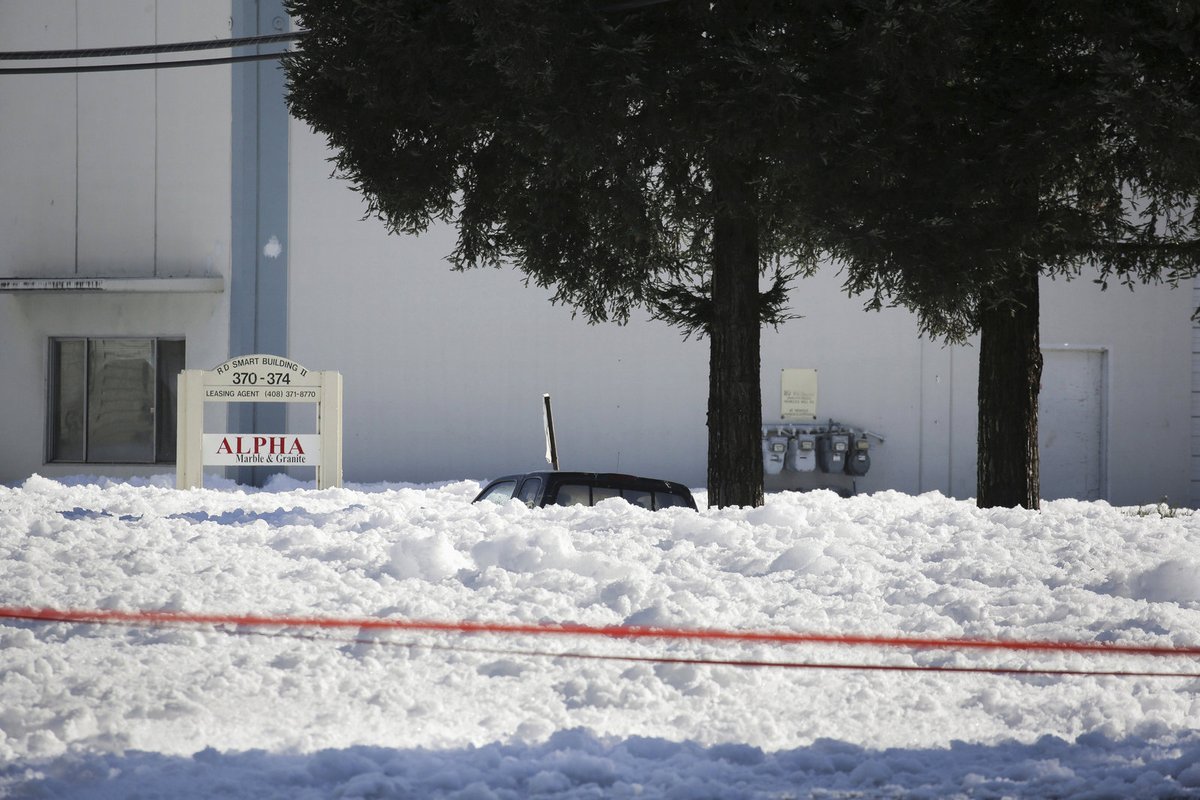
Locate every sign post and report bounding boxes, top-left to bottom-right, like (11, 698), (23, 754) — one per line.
(542, 393), (559, 471)
(176, 354), (342, 489)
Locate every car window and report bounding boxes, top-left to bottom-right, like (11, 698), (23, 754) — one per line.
(654, 490), (689, 509)
(478, 480), (518, 504)
(516, 477), (542, 508)
(623, 488), (653, 509)
(592, 485), (621, 504)
(554, 483), (590, 506)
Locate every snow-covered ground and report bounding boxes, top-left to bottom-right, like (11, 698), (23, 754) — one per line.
(1, 474), (1198, 799)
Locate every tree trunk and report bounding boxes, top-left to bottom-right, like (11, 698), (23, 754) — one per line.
(976, 264), (1042, 509)
(707, 164), (764, 508)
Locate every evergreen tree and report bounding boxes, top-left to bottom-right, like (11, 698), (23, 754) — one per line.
(285, 0), (1199, 509)
(283, 0), (892, 507)
(812, 1), (1200, 508)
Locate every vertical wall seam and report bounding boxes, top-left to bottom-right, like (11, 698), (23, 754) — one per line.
(1192, 275), (1200, 507)
(73, 0), (79, 275)
(918, 339), (925, 493)
(948, 346), (954, 496)
(1101, 348), (1110, 501)
(153, 3), (159, 276)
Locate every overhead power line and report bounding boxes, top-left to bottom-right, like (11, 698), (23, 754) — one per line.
(0, 0), (676, 76)
(0, 32), (302, 76)
(0, 32), (304, 61)
(0, 52), (292, 75)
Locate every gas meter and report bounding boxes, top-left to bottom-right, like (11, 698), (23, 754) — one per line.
(817, 432), (850, 473)
(787, 432), (817, 472)
(845, 435), (871, 476)
(762, 433), (789, 475)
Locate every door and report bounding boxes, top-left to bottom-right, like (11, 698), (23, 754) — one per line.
(1039, 348), (1107, 501)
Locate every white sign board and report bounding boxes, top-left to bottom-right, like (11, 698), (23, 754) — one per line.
(176, 355), (342, 489)
(206, 354), (323, 402)
(201, 434), (322, 467)
(781, 368), (818, 420)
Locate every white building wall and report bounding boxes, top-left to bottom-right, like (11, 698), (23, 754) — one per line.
(154, 3), (237, 278)
(0, 2), (232, 482)
(1192, 276), (1200, 507)
(76, 1), (157, 276)
(1040, 276), (1193, 506)
(0, 2), (78, 274)
(0, 4), (1194, 505)
(287, 120), (710, 486)
(286, 118), (1195, 506)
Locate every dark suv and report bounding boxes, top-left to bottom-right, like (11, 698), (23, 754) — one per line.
(473, 471), (697, 511)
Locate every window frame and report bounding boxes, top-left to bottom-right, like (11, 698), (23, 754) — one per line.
(478, 479), (519, 504)
(46, 336), (185, 465)
(516, 477), (543, 507)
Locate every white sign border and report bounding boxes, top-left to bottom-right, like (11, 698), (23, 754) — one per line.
(176, 354), (343, 490)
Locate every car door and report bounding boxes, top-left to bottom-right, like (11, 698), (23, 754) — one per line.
(516, 476), (544, 507)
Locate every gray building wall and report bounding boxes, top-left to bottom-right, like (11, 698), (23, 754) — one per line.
(229, 0), (290, 485)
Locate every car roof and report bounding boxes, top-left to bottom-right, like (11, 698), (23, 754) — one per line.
(483, 471), (692, 492)
(506, 470), (689, 487)
(476, 471), (696, 509)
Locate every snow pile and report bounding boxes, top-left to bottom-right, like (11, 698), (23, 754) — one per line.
(1130, 559), (1200, 604)
(1, 475), (1198, 798)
